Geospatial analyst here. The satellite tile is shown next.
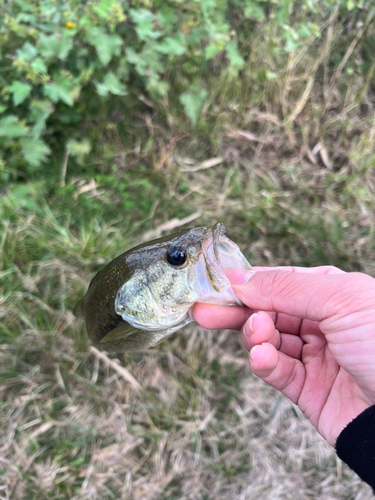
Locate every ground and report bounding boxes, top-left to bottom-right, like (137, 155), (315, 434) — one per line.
(1, 3), (375, 499)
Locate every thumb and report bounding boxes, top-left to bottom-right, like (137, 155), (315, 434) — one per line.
(227, 268), (374, 322)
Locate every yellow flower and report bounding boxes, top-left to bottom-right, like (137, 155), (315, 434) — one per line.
(65, 21), (74, 29)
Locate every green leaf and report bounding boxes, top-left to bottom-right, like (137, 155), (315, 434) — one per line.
(19, 137), (51, 167)
(205, 43), (222, 59)
(276, 6), (289, 26)
(125, 46), (164, 77)
(7, 82), (32, 106)
(16, 42), (38, 61)
(91, 0), (119, 19)
(44, 75), (74, 106)
(16, 13), (37, 24)
(157, 6), (177, 31)
(186, 28), (206, 47)
(284, 36), (299, 52)
(31, 57), (48, 74)
(226, 41), (245, 72)
(298, 24), (312, 38)
(67, 138), (91, 156)
(85, 28), (123, 66)
(0, 105), (6, 114)
(66, 138), (91, 165)
(29, 100), (54, 137)
(283, 28), (300, 52)
(95, 72), (127, 97)
(244, 3), (265, 20)
(156, 34), (186, 56)
(39, 34), (73, 61)
(130, 9), (161, 41)
(146, 77), (169, 98)
(15, 1), (33, 12)
(7, 183), (39, 210)
(180, 87), (207, 126)
(43, 84), (59, 103)
(125, 47), (147, 75)
(0, 115), (29, 138)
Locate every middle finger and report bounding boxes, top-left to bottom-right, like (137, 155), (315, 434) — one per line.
(241, 311), (280, 352)
(193, 303), (252, 331)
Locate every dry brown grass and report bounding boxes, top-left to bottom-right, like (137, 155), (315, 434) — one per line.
(1, 322), (373, 499)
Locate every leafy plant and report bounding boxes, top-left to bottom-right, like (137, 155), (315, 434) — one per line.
(1, 0), (359, 181)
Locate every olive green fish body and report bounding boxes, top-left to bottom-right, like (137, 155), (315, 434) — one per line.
(74, 253), (134, 352)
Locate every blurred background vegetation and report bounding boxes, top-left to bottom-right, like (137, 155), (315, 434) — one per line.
(1, 0), (375, 498)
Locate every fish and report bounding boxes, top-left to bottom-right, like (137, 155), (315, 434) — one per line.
(73, 223), (252, 353)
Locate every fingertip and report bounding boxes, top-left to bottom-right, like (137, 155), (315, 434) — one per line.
(193, 302), (250, 330)
(192, 302), (212, 329)
(249, 343), (279, 377)
(249, 344), (260, 363)
(224, 268), (255, 285)
(241, 311), (278, 351)
(248, 310), (274, 333)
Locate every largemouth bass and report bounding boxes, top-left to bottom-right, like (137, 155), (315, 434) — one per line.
(74, 223), (251, 352)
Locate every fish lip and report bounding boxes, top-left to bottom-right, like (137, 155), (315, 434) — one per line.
(200, 223), (230, 290)
(203, 222), (226, 266)
(212, 222), (226, 264)
(199, 223), (250, 306)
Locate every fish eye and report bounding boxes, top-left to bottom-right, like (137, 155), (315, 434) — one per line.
(166, 246), (187, 267)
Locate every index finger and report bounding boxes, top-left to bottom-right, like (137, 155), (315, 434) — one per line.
(231, 269), (372, 322)
(193, 266), (345, 331)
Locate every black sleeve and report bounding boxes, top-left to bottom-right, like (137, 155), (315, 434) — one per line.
(335, 405), (375, 491)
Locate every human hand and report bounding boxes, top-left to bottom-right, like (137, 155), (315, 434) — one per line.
(193, 266), (375, 446)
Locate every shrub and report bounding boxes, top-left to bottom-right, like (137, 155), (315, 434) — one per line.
(0, 0), (366, 181)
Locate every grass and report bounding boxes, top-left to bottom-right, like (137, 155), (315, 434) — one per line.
(1, 4), (375, 499)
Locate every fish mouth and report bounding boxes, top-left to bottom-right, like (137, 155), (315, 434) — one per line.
(195, 223), (252, 306)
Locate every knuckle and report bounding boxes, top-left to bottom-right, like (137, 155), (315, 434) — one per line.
(345, 272), (375, 307)
(324, 272), (375, 317)
(326, 265), (343, 274)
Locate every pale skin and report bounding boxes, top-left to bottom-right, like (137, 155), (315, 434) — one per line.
(193, 266), (375, 447)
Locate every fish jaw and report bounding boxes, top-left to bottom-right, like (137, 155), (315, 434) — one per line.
(193, 226), (252, 306)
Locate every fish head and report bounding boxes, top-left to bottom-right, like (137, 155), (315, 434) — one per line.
(114, 223), (252, 333)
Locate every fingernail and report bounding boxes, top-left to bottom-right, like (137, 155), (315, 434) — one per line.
(242, 313), (257, 338)
(224, 268), (255, 285)
(248, 313), (257, 333)
(249, 345), (259, 363)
